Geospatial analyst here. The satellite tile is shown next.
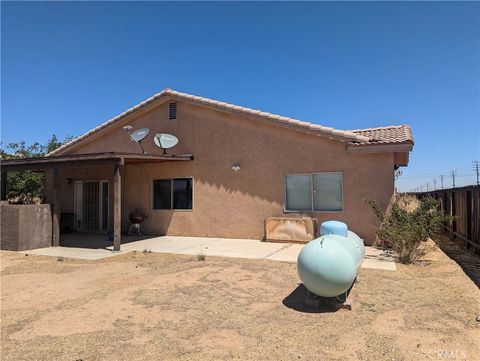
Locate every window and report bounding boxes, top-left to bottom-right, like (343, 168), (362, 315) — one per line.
(312, 173), (343, 211)
(169, 102), (177, 120)
(285, 172), (343, 211)
(286, 174), (312, 211)
(153, 180), (171, 210)
(153, 178), (193, 210)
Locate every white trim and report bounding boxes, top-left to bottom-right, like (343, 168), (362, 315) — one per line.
(74, 181), (83, 231)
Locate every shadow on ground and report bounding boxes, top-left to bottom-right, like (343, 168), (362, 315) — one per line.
(59, 232), (156, 250)
(282, 284), (347, 313)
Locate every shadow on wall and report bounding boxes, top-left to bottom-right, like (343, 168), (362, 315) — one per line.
(121, 138), (390, 241)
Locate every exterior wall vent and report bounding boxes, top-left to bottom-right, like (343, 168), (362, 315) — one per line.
(169, 102), (177, 120)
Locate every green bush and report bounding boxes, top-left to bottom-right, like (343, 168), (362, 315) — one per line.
(366, 196), (448, 264)
(1, 135), (72, 204)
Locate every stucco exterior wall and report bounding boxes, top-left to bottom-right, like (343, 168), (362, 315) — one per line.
(48, 100), (395, 245)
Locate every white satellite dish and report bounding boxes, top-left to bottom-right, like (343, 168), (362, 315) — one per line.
(154, 133), (179, 155)
(124, 127), (150, 154)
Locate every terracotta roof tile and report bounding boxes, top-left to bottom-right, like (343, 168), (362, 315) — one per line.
(348, 125), (414, 146)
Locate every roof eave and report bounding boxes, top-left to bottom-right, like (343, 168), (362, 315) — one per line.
(346, 142), (414, 153)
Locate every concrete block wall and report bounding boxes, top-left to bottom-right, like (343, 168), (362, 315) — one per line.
(0, 204), (52, 251)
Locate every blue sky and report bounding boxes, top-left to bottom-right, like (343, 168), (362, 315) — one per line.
(1, 1), (479, 191)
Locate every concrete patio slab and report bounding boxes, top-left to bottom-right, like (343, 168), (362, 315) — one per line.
(264, 243), (304, 262)
(21, 235), (396, 271)
(117, 236), (397, 271)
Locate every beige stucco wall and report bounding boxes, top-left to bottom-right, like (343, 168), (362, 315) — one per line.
(48, 99), (395, 245)
(0, 204), (52, 251)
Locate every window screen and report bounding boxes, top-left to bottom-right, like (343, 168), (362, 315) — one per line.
(285, 172), (343, 212)
(313, 172), (343, 211)
(285, 175), (312, 211)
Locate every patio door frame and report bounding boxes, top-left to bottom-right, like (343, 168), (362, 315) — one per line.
(74, 180), (109, 233)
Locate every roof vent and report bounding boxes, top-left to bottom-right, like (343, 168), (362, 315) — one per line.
(169, 102), (177, 120)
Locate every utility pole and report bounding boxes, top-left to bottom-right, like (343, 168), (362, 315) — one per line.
(439, 175), (444, 189)
(450, 171), (456, 188)
(473, 161), (480, 186)
(433, 178), (437, 190)
(426, 183), (429, 192)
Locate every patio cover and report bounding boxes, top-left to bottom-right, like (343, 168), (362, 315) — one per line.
(0, 152), (194, 251)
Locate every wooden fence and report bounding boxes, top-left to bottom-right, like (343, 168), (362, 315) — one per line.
(420, 185), (479, 254)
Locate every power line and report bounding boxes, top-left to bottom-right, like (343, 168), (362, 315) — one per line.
(400, 173), (474, 179)
(450, 170), (456, 188)
(473, 160), (480, 186)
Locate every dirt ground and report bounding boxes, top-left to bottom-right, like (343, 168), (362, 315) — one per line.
(1, 240), (479, 361)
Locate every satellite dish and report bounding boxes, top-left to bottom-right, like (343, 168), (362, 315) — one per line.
(130, 128), (150, 143)
(124, 127), (150, 154)
(154, 133), (179, 155)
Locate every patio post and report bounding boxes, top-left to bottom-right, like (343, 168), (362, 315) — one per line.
(113, 162), (122, 251)
(52, 167), (60, 246)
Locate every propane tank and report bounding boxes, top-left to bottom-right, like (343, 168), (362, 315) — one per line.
(297, 221), (365, 297)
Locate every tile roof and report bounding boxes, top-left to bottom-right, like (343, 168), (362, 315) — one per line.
(348, 125), (414, 146)
(48, 89), (413, 156)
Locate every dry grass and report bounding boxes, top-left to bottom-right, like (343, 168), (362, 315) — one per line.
(1, 240), (479, 361)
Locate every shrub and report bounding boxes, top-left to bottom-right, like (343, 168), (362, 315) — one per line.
(1, 135), (73, 204)
(366, 196), (448, 264)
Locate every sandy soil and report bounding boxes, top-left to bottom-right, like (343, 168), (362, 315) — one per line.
(1, 240), (479, 361)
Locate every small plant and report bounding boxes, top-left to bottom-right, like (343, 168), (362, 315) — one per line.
(197, 253), (206, 261)
(142, 249), (152, 254)
(57, 256), (65, 262)
(360, 301), (377, 312)
(366, 195), (449, 264)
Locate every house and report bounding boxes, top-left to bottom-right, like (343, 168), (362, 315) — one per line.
(1, 89), (414, 250)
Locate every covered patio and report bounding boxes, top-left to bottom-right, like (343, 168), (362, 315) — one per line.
(1, 152), (193, 251)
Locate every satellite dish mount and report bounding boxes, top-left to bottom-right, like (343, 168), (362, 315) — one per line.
(154, 133), (179, 155)
(123, 126), (150, 154)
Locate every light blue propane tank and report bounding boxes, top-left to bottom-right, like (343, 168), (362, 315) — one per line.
(347, 230), (366, 266)
(297, 221), (365, 298)
(320, 220), (348, 237)
(320, 221), (365, 268)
